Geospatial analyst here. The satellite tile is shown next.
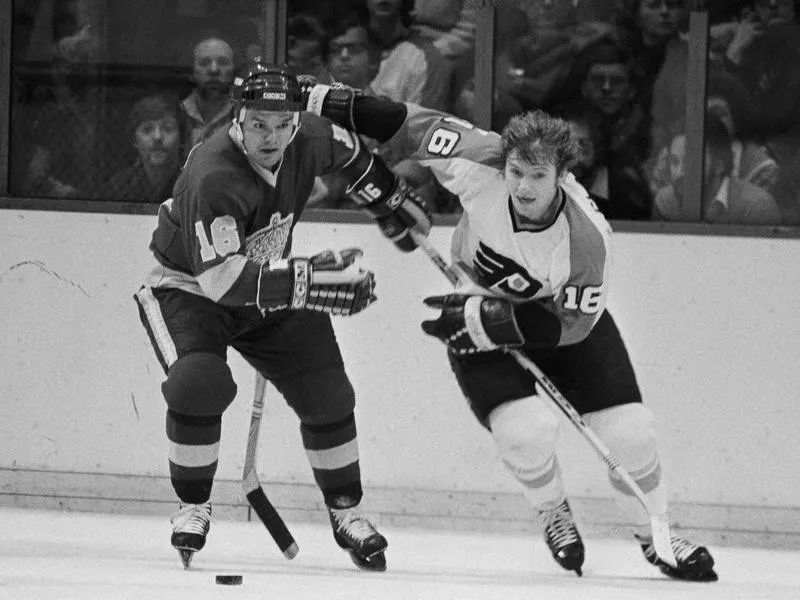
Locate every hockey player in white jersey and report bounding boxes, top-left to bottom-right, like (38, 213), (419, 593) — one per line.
(301, 79), (718, 582)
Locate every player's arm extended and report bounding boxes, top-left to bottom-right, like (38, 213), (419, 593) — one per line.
(302, 80), (408, 143)
(187, 176), (375, 316)
(304, 80), (502, 206)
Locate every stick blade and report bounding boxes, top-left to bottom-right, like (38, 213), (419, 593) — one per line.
(651, 514), (678, 568)
(246, 487), (298, 559)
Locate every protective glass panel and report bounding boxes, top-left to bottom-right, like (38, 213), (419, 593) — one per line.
(9, 0), (263, 202)
(695, 0), (798, 226)
(465, 0), (690, 222)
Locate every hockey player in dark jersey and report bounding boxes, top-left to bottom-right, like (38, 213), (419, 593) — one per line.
(300, 80), (718, 582)
(133, 62), (431, 571)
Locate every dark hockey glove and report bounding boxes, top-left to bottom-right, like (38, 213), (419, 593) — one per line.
(374, 177), (432, 252)
(259, 248), (376, 316)
(298, 75), (359, 130)
(421, 294), (524, 354)
(343, 151), (432, 252)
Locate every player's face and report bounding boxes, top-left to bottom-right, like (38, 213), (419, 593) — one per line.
(193, 38), (235, 93)
(241, 109), (297, 169)
(134, 116), (180, 166)
(504, 151), (564, 224)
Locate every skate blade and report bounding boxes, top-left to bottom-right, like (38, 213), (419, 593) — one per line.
(660, 565), (719, 582)
(346, 549), (387, 572)
(177, 548), (195, 569)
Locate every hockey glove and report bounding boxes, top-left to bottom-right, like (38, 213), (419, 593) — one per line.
(374, 177), (432, 252)
(259, 248), (376, 316)
(299, 75), (358, 130)
(343, 151), (432, 252)
(421, 294), (525, 354)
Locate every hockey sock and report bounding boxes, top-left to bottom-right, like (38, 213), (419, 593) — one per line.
(585, 404), (668, 530)
(301, 413), (363, 507)
(166, 410), (221, 503)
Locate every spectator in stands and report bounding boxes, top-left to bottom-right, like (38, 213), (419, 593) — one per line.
(652, 115), (782, 224)
(180, 35), (235, 149)
(485, 0), (620, 114)
(305, 10), (381, 210)
(706, 71), (779, 195)
(108, 96), (182, 204)
(734, 21), (800, 224)
(326, 11), (381, 89)
(361, 0), (451, 110)
(618, 0), (690, 155)
(287, 13), (333, 84)
(412, 0), (477, 63)
(558, 39), (652, 219)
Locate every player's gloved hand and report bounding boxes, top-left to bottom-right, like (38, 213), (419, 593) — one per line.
(260, 248), (376, 316)
(374, 177), (432, 252)
(298, 74), (358, 129)
(421, 294), (524, 354)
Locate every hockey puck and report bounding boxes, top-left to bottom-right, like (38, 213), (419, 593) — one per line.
(215, 575), (243, 585)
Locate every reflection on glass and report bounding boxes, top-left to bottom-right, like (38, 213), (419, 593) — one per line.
(9, 0), (262, 202)
(457, 0), (688, 221)
(704, 0), (800, 225)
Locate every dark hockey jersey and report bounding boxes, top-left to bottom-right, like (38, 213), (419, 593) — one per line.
(382, 103), (613, 347)
(143, 113), (360, 306)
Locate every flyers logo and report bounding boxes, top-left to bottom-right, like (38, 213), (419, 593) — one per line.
(473, 242), (542, 299)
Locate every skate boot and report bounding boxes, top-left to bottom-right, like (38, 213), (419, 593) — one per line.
(170, 502), (212, 569)
(538, 499), (585, 576)
(328, 505), (388, 572)
(636, 534), (718, 582)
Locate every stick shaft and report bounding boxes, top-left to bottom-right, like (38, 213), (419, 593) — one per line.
(242, 372), (298, 559)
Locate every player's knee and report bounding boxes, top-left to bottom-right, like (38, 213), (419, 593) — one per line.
(161, 353), (237, 416)
(278, 367), (355, 425)
(489, 397), (560, 467)
(588, 403), (657, 467)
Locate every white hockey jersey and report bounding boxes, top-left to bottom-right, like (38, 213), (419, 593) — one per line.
(383, 103), (613, 347)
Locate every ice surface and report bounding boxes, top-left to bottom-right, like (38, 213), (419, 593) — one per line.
(1, 507), (798, 600)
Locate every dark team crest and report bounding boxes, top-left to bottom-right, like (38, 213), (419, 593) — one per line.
(473, 242), (542, 299)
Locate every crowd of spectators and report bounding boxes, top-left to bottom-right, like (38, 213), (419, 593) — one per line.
(7, 0), (800, 224)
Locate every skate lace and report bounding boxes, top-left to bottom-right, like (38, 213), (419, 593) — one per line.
(541, 501), (579, 547)
(170, 502), (211, 535)
(331, 508), (377, 542)
(641, 535), (699, 563)
(670, 537), (700, 562)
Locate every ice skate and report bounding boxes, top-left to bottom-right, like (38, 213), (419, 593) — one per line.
(538, 499), (585, 576)
(636, 533), (718, 582)
(328, 505), (388, 571)
(170, 502), (212, 569)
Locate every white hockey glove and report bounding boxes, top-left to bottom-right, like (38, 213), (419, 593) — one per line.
(259, 248), (376, 316)
(421, 294), (524, 354)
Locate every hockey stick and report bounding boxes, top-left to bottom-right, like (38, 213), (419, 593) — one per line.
(242, 371), (299, 559)
(411, 231), (678, 568)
